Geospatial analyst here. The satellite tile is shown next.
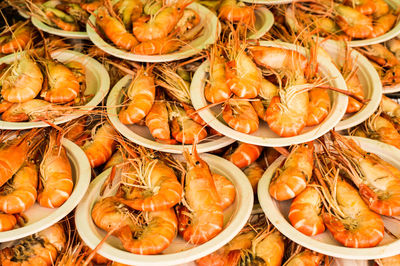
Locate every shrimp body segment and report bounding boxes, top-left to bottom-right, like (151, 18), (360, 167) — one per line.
(118, 208), (178, 255)
(0, 23), (32, 54)
(225, 142), (263, 169)
(269, 143), (314, 201)
(38, 132), (73, 208)
(205, 49), (231, 103)
(0, 163), (38, 214)
(119, 68), (155, 125)
(212, 173), (235, 210)
(222, 98), (259, 134)
(0, 213), (17, 232)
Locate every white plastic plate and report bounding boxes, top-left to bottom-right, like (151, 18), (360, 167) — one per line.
(0, 49), (110, 130)
(318, 40), (382, 130)
(0, 139), (91, 242)
(107, 75), (235, 154)
(86, 3), (220, 62)
(31, 1), (89, 39)
(258, 136), (400, 260)
(190, 40), (348, 147)
(75, 153), (253, 266)
(247, 6), (274, 40)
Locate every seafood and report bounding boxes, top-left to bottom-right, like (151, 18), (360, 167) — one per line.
(96, 6), (138, 50)
(0, 223), (66, 265)
(205, 47), (231, 103)
(118, 208), (178, 255)
(44, 7), (79, 31)
(0, 213), (17, 232)
(38, 131), (73, 208)
(218, 0), (255, 28)
(0, 163), (38, 214)
(178, 146), (223, 244)
(369, 13), (397, 38)
(132, 37), (182, 55)
(251, 78), (279, 122)
(342, 57), (364, 114)
(82, 122), (117, 168)
(332, 135), (400, 216)
(285, 250), (324, 266)
(118, 67), (155, 125)
(116, 157), (183, 212)
(0, 22), (33, 54)
(306, 88), (331, 126)
(357, 115), (400, 149)
(381, 95), (400, 124)
(224, 142), (263, 169)
(0, 130), (41, 187)
(376, 254), (400, 266)
(223, 98), (259, 134)
(41, 59), (80, 104)
(288, 186), (325, 236)
(213, 173), (235, 210)
(145, 100), (171, 142)
(1, 54), (43, 103)
(269, 142), (314, 201)
(243, 161), (265, 193)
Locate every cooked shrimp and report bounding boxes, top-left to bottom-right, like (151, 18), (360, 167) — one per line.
(243, 161), (265, 193)
(82, 0), (102, 12)
(218, 0), (255, 28)
(118, 208), (177, 255)
(223, 98), (259, 134)
(205, 47), (231, 103)
(82, 122), (117, 168)
(132, 1), (192, 42)
(0, 223), (66, 265)
(372, 0), (390, 17)
(116, 158), (182, 212)
(285, 250), (324, 266)
(269, 142), (314, 201)
(224, 142), (263, 169)
(332, 135), (400, 216)
(45, 7), (79, 31)
(41, 59), (80, 104)
(288, 186), (325, 236)
(376, 254), (400, 266)
(0, 22), (33, 54)
(334, 4), (373, 39)
(119, 67), (155, 125)
(169, 104), (207, 144)
(96, 6), (138, 50)
(322, 179), (384, 248)
(306, 88), (330, 126)
(38, 131), (73, 208)
(225, 44), (262, 99)
(362, 115), (400, 149)
(213, 173), (235, 210)
(0, 129), (41, 187)
(251, 78), (279, 122)
(370, 13), (397, 38)
(179, 146), (223, 244)
(145, 100), (171, 141)
(342, 62), (364, 114)
(114, 0), (143, 29)
(359, 43), (399, 67)
(132, 36), (182, 55)
(381, 95), (400, 124)
(0, 163), (38, 214)
(0, 213), (17, 232)
(0, 99), (12, 114)
(1, 54), (43, 103)
(345, 0), (376, 15)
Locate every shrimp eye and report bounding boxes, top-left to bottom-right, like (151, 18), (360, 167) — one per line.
(195, 161), (200, 166)
(177, 7), (181, 11)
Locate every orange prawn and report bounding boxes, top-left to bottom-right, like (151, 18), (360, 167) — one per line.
(96, 6), (138, 51)
(369, 13), (397, 38)
(132, 36), (182, 55)
(285, 250), (324, 266)
(145, 100), (171, 142)
(0, 22), (33, 54)
(178, 146), (223, 244)
(269, 142), (314, 201)
(0, 213), (17, 232)
(224, 142), (263, 169)
(213, 173), (235, 210)
(288, 186), (325, 236)
(82, 122), (117, 168)
(218, 0), (256, 28)
(38, 131), (73, 208)
(222, 98), (259, 134)
(0, 163), (38, 214)
(306, 88), (330, 126)
(119, 67), (155, 125)
(118, 208), (178, 255)
(116, 156), (183, 212)
(1, 54), (43, 103)
(243, 161), (265, 193)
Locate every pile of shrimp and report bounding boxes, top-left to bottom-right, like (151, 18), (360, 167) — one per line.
(93, 0), (204, 55)
(358, 42), (400, 90)
(113, 61), (223, 145)
(0, 128), (74, 232)
(197, 212), (329, 266)
(284, 0), (400, 41)
(204, 33), (336, 138)
(26, 0), (96, 32)
(269, 131), (400, 248)
(217, 0), (257, 36)
(0, 44), (91, 123)
(351, 94), (400, 149)
(0, 21), (34, 55)
(90, 142), (236, 255)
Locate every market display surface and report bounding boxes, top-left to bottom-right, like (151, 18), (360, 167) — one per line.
(1, 0), (400, 265)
